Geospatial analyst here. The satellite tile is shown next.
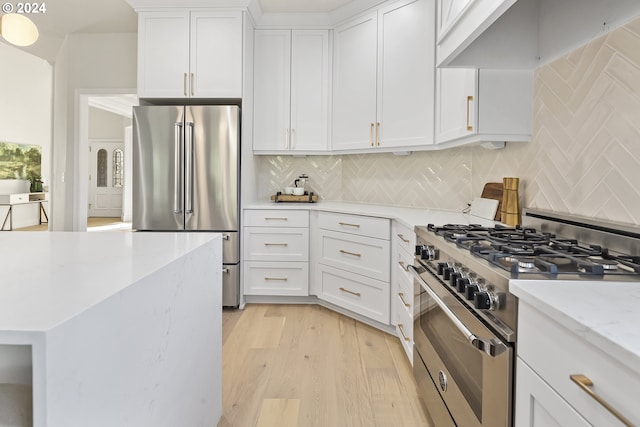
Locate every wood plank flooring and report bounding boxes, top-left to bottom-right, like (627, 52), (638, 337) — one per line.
(220, 304), (430, 427)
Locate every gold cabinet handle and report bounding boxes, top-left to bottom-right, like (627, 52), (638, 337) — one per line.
(376, 122), (380, 146)
(183, 72), (188, 97)
(466, 95), (474, 131)
(398, 261), (409, 272)
(370, 123), (374, 147)
(570, 375), (633, 427)
(398, 324), (410, 342)
(190, 73), (194, 96)
(397, 233), (410, 243)
(339, 287), (361, 297)
(264, 217), (288, 221)
(398, 292), (410, 307)
(339, 249), (361, 257)
(264, 277), (288, 281)
(264, 242), (288, 247)
(338, 222), (360, 228)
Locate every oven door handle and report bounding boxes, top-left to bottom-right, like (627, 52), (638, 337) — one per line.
(408, 265), (508, 357)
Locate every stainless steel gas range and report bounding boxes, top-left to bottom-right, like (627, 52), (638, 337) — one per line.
(409, 208), (640, 427)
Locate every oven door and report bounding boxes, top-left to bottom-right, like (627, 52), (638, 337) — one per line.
(409, 264), (513, 427)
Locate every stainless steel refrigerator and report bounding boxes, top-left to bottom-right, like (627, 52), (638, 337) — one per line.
(132, 105), (240, 307)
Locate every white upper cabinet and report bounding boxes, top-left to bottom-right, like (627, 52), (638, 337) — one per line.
(253, 30), (330, 153)
(137, 10), (242, 99)
(332, 0), (435, 152)
(332, 12), (378, 151)
(435, 68), (533, 145)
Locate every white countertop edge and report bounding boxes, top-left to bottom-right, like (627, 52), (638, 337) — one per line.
(510, 279), (640, 375)
(243, 200), (500, 229)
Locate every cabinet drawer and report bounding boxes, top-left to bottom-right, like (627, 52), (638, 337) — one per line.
(518, 302), (640, 427)
(394, 241), (415, 289)
(243, 227), (309, 261)
(0, 193), (30, 204)
(393, 221), (416, 256)
(244, 209), (309, 227)
(394, 292), (413, 363)
(318, 229), (390, 281)
(318, 211), (390, 240)
(243, 261), (309, 296)
(318, 264), (390, 324)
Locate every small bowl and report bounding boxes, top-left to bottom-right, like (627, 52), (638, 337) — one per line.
(284, 187), (295, 195)
(292, 187), (305, 196)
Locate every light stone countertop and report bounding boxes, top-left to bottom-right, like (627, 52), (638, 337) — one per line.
(0, 231), (220, 334)
(244, 200), (500, 229)
(510, 280), (640, 375)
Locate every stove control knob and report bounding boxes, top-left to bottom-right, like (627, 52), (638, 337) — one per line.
(450, 273), (461, 288)
(474, 291), (491, 310)
(437, 262), (447, 275)
(443, 267), (452, 281)
(416, 245), (438, 260)
(457, 278), (470, 293)
(465, 284), (479, 300)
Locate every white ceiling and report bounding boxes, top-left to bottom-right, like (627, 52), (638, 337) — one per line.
(259, 0), (354, 13)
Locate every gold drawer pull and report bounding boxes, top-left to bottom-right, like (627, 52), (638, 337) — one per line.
(397, 233), (410, 243)
(398, 324), (410, 342)
(265, 277), (288, 281)
(338, 222), (360, 228)
(369, 123), (374, 147)
(466, 95), (474, 131)
(339, 249), (361, 257)
(376, 122), (380, 146)
(398, 261), (409, 272)
(264, 242), (288, 247)
(570, 375), (633, 427)
(339, 287), (361, 297)
(398, 292), (410, 308)
(264, 217), (288, 221)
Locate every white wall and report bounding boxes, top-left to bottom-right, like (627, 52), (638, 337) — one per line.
(0, 42), (53, 229)
(89, 107), (132, 139)
(51, 33), (137, 230)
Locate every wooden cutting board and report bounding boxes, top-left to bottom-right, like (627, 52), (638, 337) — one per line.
(480, 183), (504, 221)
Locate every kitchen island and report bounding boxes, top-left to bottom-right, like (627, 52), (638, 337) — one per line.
(0, 232), (222, 426)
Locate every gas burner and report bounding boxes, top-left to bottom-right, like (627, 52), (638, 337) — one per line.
(590, 259), (619, 271)
(516, 258), (536, 270)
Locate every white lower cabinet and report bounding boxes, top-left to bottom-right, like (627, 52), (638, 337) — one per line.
(243, 210), (309, 296)
(515, 301), (640, 427)
(391, 221), (416, 363)
(516, 358), (590, 427)
(316, 212), (391, 324)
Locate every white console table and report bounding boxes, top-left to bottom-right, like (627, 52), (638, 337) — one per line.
(0, 193), (48, 231)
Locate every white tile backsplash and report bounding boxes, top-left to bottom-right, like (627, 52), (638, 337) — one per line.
(254, 15), (640, 226)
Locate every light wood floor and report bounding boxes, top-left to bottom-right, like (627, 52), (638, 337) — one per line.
(220, 304), (430, 427)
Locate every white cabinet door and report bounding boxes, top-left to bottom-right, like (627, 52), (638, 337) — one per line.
(377, 0), (435, 148)
(253, 30), (292, 151)
(190, 11), (242, 98)
(290, 30), (330, 152)
(515, 358), (590, 427)
(332, 12), (378, 151)
(137, 11), (190, 98)
(435, 67), (477, 143)
(253, 30), (329, 153)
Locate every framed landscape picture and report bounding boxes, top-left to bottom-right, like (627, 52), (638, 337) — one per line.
(0, 142), (42, 184)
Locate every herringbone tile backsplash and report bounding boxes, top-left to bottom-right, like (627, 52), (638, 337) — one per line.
(256, 16), (640, 225)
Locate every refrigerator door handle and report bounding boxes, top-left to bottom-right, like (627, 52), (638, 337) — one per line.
(173, 122), (183, 214)
(185, 121), (194, 214)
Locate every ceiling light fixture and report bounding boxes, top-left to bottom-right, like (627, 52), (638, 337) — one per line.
(0, 13), (39, 47)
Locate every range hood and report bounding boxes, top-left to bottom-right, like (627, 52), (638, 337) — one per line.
(438, 0), (640, 69)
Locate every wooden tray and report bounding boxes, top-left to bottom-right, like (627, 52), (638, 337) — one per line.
(271, 192), (318, 203)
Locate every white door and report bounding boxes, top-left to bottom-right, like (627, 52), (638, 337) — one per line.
(88, 141), (124, 217)
(377, 0), (435, 148)
(332, 12), (378, 151)
(435, 67), (478, 143)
